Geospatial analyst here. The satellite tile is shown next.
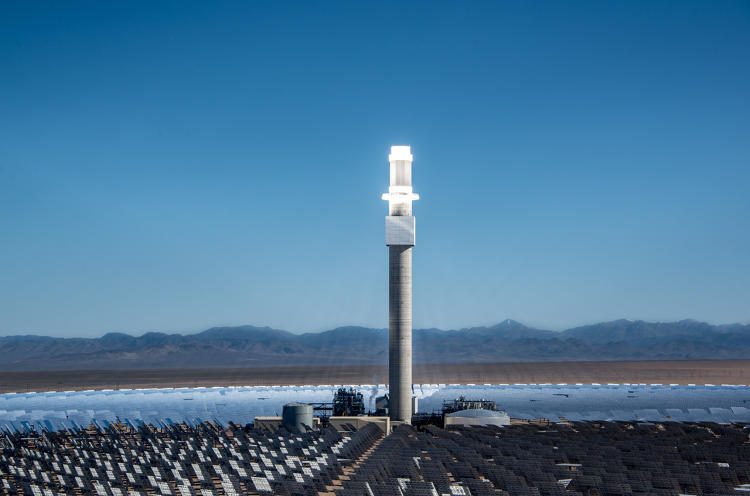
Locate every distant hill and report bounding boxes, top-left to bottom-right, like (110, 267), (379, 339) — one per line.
(1, 319), (749, 371)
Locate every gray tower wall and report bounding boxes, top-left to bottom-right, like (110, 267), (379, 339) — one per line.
(389, 245), (412, 423)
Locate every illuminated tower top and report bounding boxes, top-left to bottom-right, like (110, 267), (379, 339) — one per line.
(382, 145), (419, 217)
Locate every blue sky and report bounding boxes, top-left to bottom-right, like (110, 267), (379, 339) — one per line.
(1, 1), (748, 337)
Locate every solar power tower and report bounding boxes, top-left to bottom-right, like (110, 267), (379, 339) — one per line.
(382, 145), (419, 423)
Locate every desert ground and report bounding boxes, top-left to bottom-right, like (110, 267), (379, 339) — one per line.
(2, 360), (750, 393)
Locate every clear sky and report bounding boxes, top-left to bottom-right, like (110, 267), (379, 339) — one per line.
(1, 1), (748, 338)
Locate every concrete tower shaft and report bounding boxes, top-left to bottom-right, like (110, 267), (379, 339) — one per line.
(388, 245), (412, 422)
(382, 145), (418, 423)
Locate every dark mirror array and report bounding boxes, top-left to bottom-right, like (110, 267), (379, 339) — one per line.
(339, 422), (750, 496)
(2, 421), (750, 495)
(0, 421), (381, 495)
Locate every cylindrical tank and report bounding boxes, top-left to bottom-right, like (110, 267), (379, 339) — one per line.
(282, 403), (313, 432)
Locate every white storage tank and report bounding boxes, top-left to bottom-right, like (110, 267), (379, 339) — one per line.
(444, 409), (511, 427)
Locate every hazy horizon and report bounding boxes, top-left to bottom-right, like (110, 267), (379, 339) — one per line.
(2, 1), (748, 338)
(4, 316), (750, 340)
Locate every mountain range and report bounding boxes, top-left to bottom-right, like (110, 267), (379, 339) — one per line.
(1, 319), (749, 371)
